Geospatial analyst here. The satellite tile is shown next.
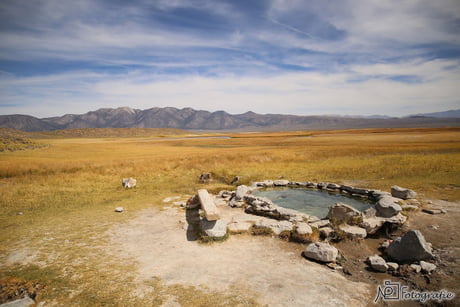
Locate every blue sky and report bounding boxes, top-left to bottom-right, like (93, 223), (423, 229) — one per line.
(1, 0), (459, 117)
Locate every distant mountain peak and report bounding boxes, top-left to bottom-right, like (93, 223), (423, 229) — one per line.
(1, 106), (460, 132)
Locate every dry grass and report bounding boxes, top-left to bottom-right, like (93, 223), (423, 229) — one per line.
(0, 127), (459, 305)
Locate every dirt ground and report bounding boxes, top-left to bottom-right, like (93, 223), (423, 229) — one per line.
(109, 205), (371, 306)
(108, 197), (459, 307)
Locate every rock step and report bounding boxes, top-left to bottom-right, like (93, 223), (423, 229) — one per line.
(197, 189), (220, 221)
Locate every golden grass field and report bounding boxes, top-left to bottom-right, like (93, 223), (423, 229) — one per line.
(0, 127), (459, 305)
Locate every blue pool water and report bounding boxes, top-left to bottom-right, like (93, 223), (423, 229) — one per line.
(252, 188), (374, 218)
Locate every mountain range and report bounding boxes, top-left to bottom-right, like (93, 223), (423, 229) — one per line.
(1, 107), (459, 132)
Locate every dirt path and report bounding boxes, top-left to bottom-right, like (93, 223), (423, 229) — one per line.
(109, 206), (371, 306)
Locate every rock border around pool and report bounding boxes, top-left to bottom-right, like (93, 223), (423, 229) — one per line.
(225, 180), (418, 240)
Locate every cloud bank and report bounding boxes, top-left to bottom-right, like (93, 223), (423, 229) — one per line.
(0, 0), (459, 117)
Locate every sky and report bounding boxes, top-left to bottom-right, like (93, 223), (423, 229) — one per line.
(0, 0), (460, 118)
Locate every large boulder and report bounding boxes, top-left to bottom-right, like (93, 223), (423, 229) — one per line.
(386, 230), (433, 263)
(391, 185), (417, 199)
(367, 255), (388, 272)
(327, 202), (362, 224)
(199, 218), (227, 238)
(122, 177), (137, 188)
(375, 196), (402, 217)
(303, 242), (338, 263)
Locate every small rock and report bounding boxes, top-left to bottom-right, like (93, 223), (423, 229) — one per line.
(422, 208), (445, 215)
(114, 207), (124, 213)
(381, 240), (392, 249)
(367, 254), (388, 272)
(339, 224), (367, 239)
(121, 177), (137, 188)
(429, 225), (439, 230)
(199, 172), (212, 183)
(16, 212), (23, 215)
(391, 185), (417, 199)
(326, 183), (341, 189)
(420, 261), (436, 273)
(303, 242), (339, 263)
(410, 264), (422, 273)
(387, 262), (399, 271)
(230, 176), (240, 185)
(273, 179), (289, 186)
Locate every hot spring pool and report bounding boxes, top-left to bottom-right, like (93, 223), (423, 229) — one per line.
(252, 188), (374, 218)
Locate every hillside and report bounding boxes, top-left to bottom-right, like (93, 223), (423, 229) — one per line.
(1, 107), (459, 132)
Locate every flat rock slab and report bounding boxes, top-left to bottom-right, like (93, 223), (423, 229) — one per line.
(197, 189), (220, 221)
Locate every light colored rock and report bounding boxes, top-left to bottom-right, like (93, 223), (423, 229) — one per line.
(386, 230), (433, 263)
(228, 222), (252, 233)
(410, 264), (422, 273)
(420, 261), (436, 273)
(273, 179), (289, 186)
(122, 177), (137, 188)
(327, 202), (362, 224)
(0, 296), (35, 307)
(303, 242), (338, 263)
(197, 189), (220, 221)
(115, 207), (124, 213)
(387, 262), (399, 271)
(375, 196), (402, 217)
(367, 254), (388, 272)
(235, 185), (249, 201)
(253, 219), (293, 235)
(295, 222), (313, 235)
(200, 218), (227, 238)
(391, 185), (417, 199)
(339, 225), (367, 239)
(228, 199), (245, 208)
(256, 180), (274, 187)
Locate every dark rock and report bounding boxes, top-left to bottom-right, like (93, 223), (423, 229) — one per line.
(386, 230), (433, 263)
